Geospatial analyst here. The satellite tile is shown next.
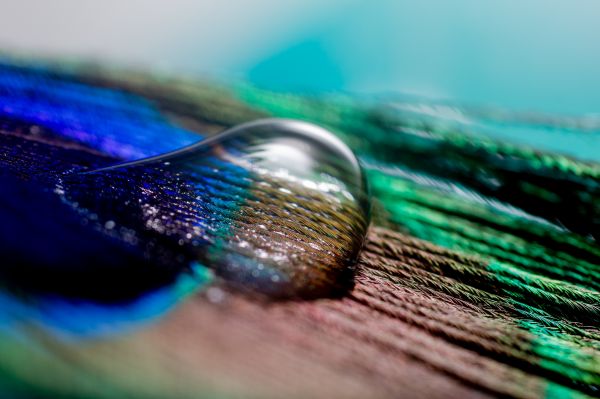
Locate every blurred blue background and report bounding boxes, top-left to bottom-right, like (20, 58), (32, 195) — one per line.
(0, 0), (598, 115)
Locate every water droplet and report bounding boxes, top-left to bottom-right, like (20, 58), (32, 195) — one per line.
(60, 119), (370, 298)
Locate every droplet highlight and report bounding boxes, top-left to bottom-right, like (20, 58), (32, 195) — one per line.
(59, 119), (370, 298)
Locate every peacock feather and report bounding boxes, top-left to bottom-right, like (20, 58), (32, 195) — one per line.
(0, 56), (598, 398)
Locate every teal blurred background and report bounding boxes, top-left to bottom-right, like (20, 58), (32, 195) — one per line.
(0, 0), (598, 115)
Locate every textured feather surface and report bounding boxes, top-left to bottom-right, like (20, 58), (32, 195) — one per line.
(0, 57), (598, 398)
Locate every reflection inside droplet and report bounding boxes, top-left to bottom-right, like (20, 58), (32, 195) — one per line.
(60, 119), (371, 298)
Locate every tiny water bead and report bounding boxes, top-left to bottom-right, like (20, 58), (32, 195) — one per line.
(60, 119), (371, 298)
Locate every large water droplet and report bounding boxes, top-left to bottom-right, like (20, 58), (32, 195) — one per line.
(59, 119), (370, 298)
